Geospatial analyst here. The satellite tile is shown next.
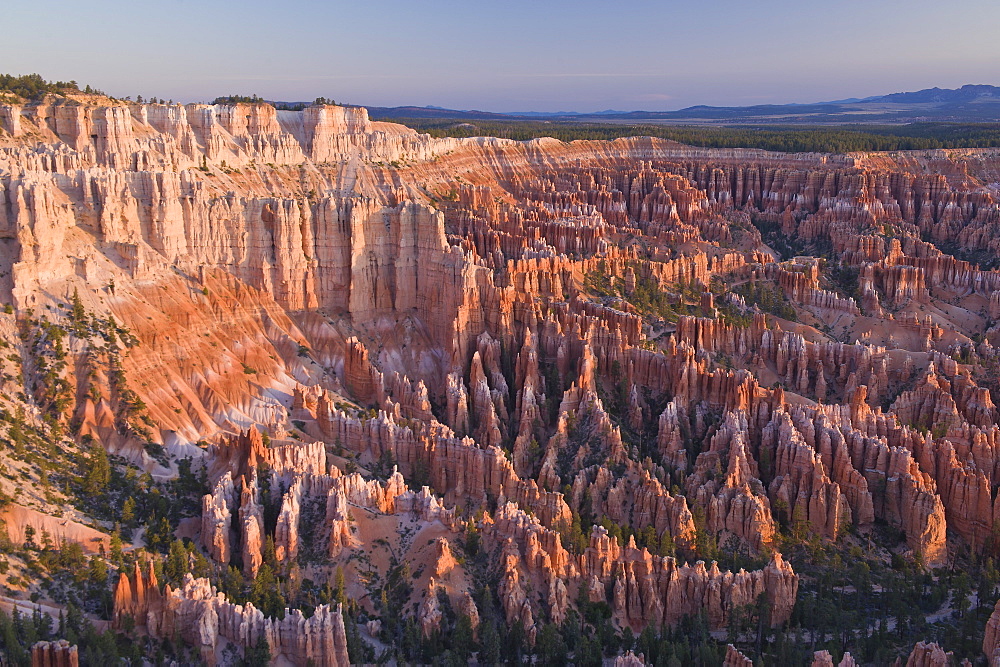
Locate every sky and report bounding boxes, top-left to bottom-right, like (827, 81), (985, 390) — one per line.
(5, 0), (1000, 112)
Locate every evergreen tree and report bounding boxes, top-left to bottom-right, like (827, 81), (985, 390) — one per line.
(121, 496), (136, 526)
(82, 443), (110, 495)
(334, 566), (347, 607)
(70, 288), (87, 335)
(453, 614), (474, 660)
(244, 633), (271, 666)
(478, 619), (501, 664)
(165, 539), (189, 584)
(536, 623), (568, 666)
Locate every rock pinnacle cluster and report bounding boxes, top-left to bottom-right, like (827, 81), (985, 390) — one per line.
(3, 92), (1000, 664)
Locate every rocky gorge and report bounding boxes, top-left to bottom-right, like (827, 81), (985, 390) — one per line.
(2, 91), (1000, 664)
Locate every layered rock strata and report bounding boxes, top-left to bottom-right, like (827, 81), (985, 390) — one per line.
(9, 97), (1000, 661)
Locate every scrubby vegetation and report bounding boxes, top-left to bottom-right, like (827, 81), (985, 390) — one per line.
(0, 74), (82, 103)
(211, 95), (338, 110)
(732, 280), (798, 321)
(584, 263), (710, 324)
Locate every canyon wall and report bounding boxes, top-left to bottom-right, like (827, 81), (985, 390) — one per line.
(7, 97), (1000, 663)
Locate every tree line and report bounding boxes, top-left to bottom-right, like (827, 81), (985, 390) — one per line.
(0, 74), (81, 102)
(381, 117), (1000, 153)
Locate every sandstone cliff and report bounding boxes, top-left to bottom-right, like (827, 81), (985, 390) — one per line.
(8, 94), (1000, 663)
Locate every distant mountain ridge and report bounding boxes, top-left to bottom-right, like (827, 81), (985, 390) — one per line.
(363, 84), (1000, 125)
(865, 84), (1000, 104)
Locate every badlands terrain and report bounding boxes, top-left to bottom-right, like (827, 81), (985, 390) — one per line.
(3, 84), (1000, 665)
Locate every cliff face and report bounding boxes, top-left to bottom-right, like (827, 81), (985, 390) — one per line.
(159, 575), (349, 666)
(111, 552), (350, 665)
(30, 641), (79, 667)
(482, 500), (798, 635)
(985, 599), (1000, 665)
(8, 97), (1000, 663)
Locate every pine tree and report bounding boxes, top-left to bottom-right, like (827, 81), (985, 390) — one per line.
(478, 619), (501, 664)
(262, 535), (278, 570)
(82, 443), (110, 495)
(453, 614), (474, 659)
(121, 496), (135, 526)
(244, 633), (271, 666)
(109, 531), (124, 568)
(87, 555), (108, 586)
(335, 566), (346, 607)
(165, 539), (189, 584)
(70, 288), (86, 336)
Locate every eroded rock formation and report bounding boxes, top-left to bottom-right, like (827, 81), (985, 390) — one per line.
(30, 641), (79, 667)
(8, 94), (1000, 663)
(156, 575), (350, 666)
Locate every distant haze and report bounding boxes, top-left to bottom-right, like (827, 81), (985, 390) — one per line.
(5, 0), (999, 112)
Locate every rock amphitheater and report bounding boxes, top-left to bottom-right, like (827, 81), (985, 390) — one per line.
(3, 96), (1000, 664)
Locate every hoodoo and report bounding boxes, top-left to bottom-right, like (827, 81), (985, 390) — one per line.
(3, 76), (1000, 664)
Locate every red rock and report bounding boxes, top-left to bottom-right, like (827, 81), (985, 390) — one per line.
(201, 472), (235, 564)
(112, 559), (162, 632)
(811, 649), (858, 666)
(30, 640), (79, 667)
(905, 641), (954, 667)
(153, 574), (350, 666)
(12, 98), (1000, 658)
(984, 599), (1000, 665)
(725, 644), (753, 667)
(432, 537), (458, 578)
(239, 471), (265, 577)
(419, 579), (444, 638)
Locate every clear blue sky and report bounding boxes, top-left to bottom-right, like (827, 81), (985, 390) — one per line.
(6, 0), (999, 112)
